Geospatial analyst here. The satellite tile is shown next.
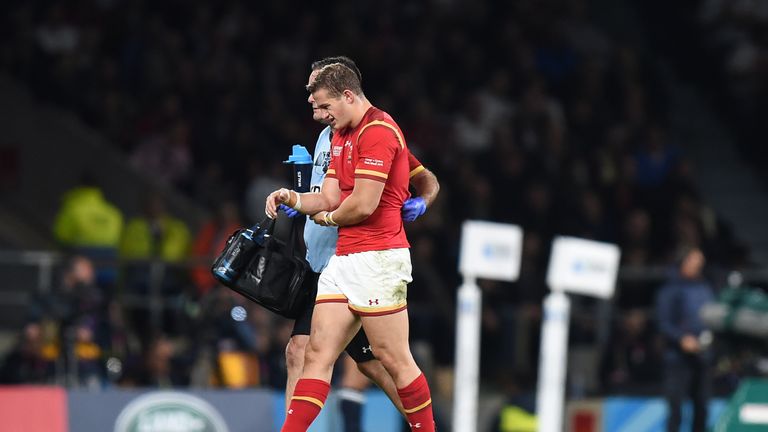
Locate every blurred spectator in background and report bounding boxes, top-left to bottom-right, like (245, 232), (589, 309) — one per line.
(35, 4), (79, 56)
(119, 334), (188, 388)
(198, 289), (276, 389)
(119, 192), (191, 339)
(130, 119), (193, 190)
(28, 256), (104, 331)
(600, 308), (662, 394)
(0, 321), (54, 384)
(70, 317), (104, 389)
(491, 371), (538, 432)
(8, 256), (108, 387)
(119, 192), (191, 263)
(243, 160), (286, 225)
(189, 200), (243, 297)
(631, 124), (680, 190)
(656, 247), (715, 432)
(53, 174), (124, 286)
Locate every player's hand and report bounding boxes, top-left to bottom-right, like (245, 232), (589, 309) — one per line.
(265, 188), (291, 219)
(680, 334), (700, 353)
(310, 211), (336, 227)
(310, 212), (327, 226)
(401, 197), (427, 222)
(279, 204), (299, 218)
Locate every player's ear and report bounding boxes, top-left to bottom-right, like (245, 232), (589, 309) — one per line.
(343, 89), (355, 104)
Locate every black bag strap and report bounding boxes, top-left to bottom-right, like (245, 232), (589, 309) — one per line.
(264, 217), (277, 234)
(256, 217), (277, 239)
(284, 215), (305, 258)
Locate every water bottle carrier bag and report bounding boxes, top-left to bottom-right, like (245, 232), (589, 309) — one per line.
(212, 218), (311, 319)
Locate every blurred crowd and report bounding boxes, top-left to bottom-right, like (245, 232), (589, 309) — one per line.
(0, 0), (754, 405)
(696, 0), (768, 178)
(639, 0), (768, 182)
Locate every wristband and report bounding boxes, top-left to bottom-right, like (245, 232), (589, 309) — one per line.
(290, 190), (302, 211)
(324, 211), (338, 226)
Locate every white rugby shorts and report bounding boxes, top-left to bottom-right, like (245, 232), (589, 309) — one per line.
(316, 248), (412, 316)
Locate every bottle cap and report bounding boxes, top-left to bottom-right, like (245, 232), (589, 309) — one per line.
(284, 145), (313, 164)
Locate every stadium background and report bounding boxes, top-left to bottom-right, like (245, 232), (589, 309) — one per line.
(0, 0), (766, 430)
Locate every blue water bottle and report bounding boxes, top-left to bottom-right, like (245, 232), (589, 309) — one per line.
(284, 144), (313, 193)
(212, 218), (274, 284)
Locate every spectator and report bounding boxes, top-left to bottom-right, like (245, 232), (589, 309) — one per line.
(632, 124), (680, 189)
(243, 160), (286, 225)
(656, 247), (715, 432)
(199, 289), (274, 389)
(119, 335), (187, 388)
(453, 92), (496, 156)
(29, 255), (104, 327)
(130, 119), (193, 189)
(0, 321), (54, 384)
(27, 255), (107, 387)
(53, 174), (124, 285)
(119, 193), (191, 263)
(491, 371), (538, 432)
(600, 308), (662, 394)
(119, 193), (192, 339)
(189, 200), (243, 296)
(35, 4), (79, 56)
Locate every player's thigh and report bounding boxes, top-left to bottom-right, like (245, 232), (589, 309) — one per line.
(306, 302), (360, 365)
(359, 309), (413, 360)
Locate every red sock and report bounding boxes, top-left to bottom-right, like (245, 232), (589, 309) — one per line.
(281, 378), (330, 432)
(398, 373), (436, 431)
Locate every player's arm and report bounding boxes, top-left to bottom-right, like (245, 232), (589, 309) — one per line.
(264, 177), (341, 219)
(402, 152), (440, 222)
(311, 178), (384, 226)
(410, 168), (439, 207)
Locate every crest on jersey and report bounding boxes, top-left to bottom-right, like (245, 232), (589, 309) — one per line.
(345, 140), (353, 163)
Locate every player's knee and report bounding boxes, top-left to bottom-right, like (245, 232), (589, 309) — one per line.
(355, 360), (384, 384)
(369, 346), (408, 374)
(304, 339), (336, 369)
(339, 362), (370, 390)
(285, 337), (308, 371)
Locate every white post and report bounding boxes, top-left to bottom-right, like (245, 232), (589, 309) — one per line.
(535, 290), (571, 432)
(452, 276), (482, 432)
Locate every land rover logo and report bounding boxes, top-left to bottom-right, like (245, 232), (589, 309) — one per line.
(114, 392), (229, 432)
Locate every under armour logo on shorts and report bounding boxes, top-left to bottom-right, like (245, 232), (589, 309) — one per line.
(362, 345), (373, 354)
(368, 299), (379, 306)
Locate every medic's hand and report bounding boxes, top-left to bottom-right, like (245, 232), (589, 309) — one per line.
(265, 188), (291, 219)
(401, 197), (427, 222)
(279, 204), (299, 218)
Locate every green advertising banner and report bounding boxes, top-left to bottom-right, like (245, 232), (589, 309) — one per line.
(714, 379), (768, 432)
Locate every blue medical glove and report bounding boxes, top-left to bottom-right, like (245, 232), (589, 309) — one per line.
(401, 197), (427, 222)
(278, 204), (299, 218)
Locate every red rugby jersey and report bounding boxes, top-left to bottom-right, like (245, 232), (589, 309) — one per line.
(327, 107), (417, 255)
